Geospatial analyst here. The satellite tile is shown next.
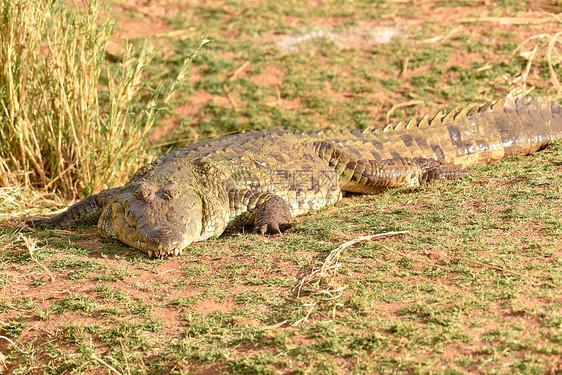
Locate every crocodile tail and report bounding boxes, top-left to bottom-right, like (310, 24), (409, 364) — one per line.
(500, 95), (562, 153)
(447, 96), (562, 164)
(380, 95), (562, 167)
(302, 96), (561, 167)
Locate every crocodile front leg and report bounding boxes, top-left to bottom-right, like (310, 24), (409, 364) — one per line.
(227, 189), (294, 234)
(28, 187), (122, 229)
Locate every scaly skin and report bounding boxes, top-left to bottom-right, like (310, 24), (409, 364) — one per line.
(29, 96), (562, 258)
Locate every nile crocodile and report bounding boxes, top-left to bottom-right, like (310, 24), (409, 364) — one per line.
(29, 96), (562, 258)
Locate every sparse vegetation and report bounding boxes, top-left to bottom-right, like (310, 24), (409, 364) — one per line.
(1, 0), (562, 374)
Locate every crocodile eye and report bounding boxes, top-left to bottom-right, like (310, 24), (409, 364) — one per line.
(162, 181), (180, 200)
(134, 182), (154, 201)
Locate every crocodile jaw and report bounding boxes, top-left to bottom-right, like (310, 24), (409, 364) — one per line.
(98, 185), (203, 258)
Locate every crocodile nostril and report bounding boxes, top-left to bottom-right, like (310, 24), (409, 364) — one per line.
(147, 227), (183, 253)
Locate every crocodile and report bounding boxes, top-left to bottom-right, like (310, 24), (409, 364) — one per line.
(29, 96), (562, 258)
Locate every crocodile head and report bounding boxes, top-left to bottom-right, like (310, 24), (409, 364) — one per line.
(98, 180), (203, 258)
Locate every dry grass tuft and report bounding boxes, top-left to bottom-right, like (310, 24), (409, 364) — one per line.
(0, 0), (200, 199)
(513, 32), (562, 93)
(292, 231), (408, 325)
(0, 187), (67, 222)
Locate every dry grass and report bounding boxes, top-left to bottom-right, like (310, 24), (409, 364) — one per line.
(292, 231), (408, 325)
(0, 0), (196, 199)
(514, 32), (562, 93)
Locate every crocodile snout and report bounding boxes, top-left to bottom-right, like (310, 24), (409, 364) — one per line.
(145, 227), (185, 258)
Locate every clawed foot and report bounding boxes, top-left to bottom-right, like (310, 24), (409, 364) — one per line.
(254, 195), (294, 235)
(414, 157), (471, 181)
(256, 222), (295, 235)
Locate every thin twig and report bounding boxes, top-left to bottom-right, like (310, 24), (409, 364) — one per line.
(475, 63), (494, 73)
(22, 236), (55, 282)
(322, 231), (409, 272)
(0, 233), (18, 249)
(229, 61), (250, 80)
(23, 290), (71, 299)
(91, 353), (122, 375)
(458, 16), (555, 25)
(119, 338), (132, 375)
(263, 320), (289, 330)
(520, 44), (539, 89)
(292, 303), (317, 326)
(156, 261), (187, 276)
(150, 130), (240, 149)
(421, 26), (463, 43)
(293, 233), (408, 326)
(223, 85), (238, 112)
(513, 33), (562, 93)
(0, 335), (28, 354)
(547, 31), (562, 91)
(386, 100), (423, 124)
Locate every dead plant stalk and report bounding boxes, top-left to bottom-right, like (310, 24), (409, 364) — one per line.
(22, 236), (55, 282)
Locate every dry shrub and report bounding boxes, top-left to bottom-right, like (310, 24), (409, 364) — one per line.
(0, 0), (198, 199)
